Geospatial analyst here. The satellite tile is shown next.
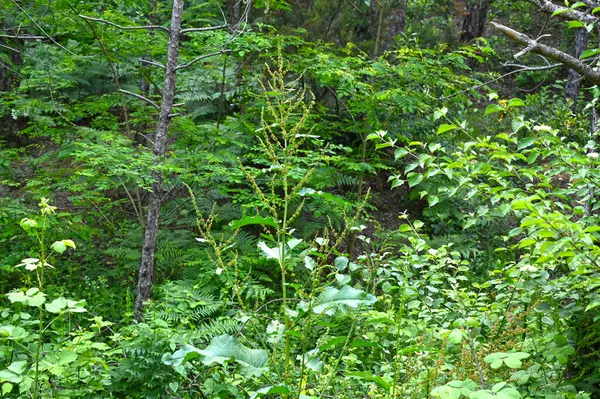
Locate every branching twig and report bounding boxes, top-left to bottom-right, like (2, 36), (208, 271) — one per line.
(180, 24), (228, 34)
(0, 42), (20, 52)
(78, 14), (170, 33)
(139, 59), (165, 69)
(118, 89), (160, 110)
(175, 49), (230, 70)
(0, 34), (45, 40)
(10, 0), (80, 56)
(436, 62), (561, 100)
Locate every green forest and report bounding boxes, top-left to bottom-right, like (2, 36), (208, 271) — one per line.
(3, 0), (600, 397)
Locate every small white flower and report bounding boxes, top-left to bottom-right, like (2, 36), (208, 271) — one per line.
(519, 264), (538, 272)
(588, 152), (599, 159)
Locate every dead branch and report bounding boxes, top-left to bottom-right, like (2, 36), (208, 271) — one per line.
(524, 0), (598, 24)
(118, 89), (160, 110)
(491, 21), (600, 85)
(78, 15), (170, 33)
(180, 24), (228, 34)
(176, 49), (230, 70)
(140, 59), (165, 69)
(0, 34), (46, 40)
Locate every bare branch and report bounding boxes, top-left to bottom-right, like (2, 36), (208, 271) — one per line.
(10, 0), (80, 57)
(502, 62), (562, 70)
(0, 34), (45, 40)
(78, 14), (170, 33)
(118, 89), (160, 110)
(524, 0), (598, 24)
(491, 21), (600, 85)
(436, 62), (561, 100)
(140, 59), (165, 69)
(180, 24), (228, 34)
(175, 50), (230, 70)
(0, 42), (20, 52)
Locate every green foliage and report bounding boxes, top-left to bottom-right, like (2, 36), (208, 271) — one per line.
(3, 1), (600, 398)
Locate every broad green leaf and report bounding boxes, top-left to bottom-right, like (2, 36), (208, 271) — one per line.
(6, 362), (26, 375)
(162, 344), (201, 367)
(51, 240), (67, 254)
(408, 174), (423, 187)
(1, 382), (13, 396)
(485, 104), (503, 116)
(580, 48), (600, 60)
(552, 8), (569, 16)
(334, 256), (349, 271)
(433, 107), (448, 121)
(229, 215), (278, 230)
(258, 242), (284, 265)
(568, 21), (585, 28)
(312, 285), (377, 315)
(57, 350), (77, 364)
(437, 124), (457, 134)
(250, 385), (291, 399)
(508, 98), (525, 107)
(198, 334), (268, 377)
(394, 148), (408, 160)
(517, 137), (535, 150)
(45, 297), (68, 313)
(347, 372), (390, 392)
(0, 370), (21, 384)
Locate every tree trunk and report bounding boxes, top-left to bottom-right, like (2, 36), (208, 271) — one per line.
(230, 0), (241, 24)
(566, 28), (588, 108)
(459, 0), (491, 43)
(388, 0), (407, 39)
(0, 35), (25, 147)
(135, 0), (184, 321)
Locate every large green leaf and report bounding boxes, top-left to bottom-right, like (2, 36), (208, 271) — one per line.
(312, 285), (377, 315)
(165, 335), (268, 377)
(229, 214), (278, 230)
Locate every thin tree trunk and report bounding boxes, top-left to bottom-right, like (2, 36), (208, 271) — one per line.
(566, 28), (589, 108)
(372, 2), (385, 57)
(0, 33), (25, 147)
(135, 0), (184, 321)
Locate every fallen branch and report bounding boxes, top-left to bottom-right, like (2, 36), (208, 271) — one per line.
(491, 21), (600, 85)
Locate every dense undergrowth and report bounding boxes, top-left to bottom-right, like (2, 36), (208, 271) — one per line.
(3, 1), (600, 398)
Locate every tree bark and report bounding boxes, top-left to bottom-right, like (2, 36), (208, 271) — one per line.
(135, 0), (184, 321)
(388, 0), (408, 39)
(230, 0), (241, 24)
(0, 35), (25, 147)
(459, 0), (491, 43)
(566, 28), (588, 108)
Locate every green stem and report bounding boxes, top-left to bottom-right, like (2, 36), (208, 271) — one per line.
(281, 163), (291, 383)
(33, 216), (46, 399)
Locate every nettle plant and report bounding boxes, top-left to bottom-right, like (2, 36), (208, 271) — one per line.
(371, 96), (598, 397)
(0, 199), (111, 398)
(160, 53), (380, 398)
